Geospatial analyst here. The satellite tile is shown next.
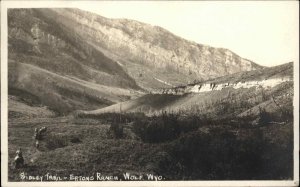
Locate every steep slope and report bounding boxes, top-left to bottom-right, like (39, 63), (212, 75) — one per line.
(37, 8), (262, 90)
(8, 9), (142, 114)
(79, 62), (293, 118)
(8, 8), (263, 115)
(8, 61), (144, 114)
(8, 9), (139, 89)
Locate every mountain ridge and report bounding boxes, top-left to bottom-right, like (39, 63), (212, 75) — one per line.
(8, 8), (266, 114)
(47, 8), (263, 89)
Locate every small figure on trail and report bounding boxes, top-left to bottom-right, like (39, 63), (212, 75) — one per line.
(34, 128), (39, 139)
(33, 127), (47, 148)
(14, 148), (24, 169)
(35, 140), (40, 148)
(34, 128), (40, 148)
(34, 127), (47, 139)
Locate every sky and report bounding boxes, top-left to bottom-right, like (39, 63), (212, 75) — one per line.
(79, 1), (299, 67)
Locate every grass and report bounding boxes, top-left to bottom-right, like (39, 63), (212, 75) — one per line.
(8, 61), (143, 115)
(7, 62), (294, 180)
(7, 8), (294, 182)
(8, 100), (294, 181)
(8, 115), (158, 181)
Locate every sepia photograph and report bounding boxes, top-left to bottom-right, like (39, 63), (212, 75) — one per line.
(1, 1), (299, 187)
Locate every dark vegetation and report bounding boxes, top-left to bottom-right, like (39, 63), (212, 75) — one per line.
(45, 134), (82, 150)
(8, 87), (42, 107)
(164, 127), (293, 180)
(133, 112), (201, 143)
(8, 101), (294, 181)
(74, 107), (294, 180)
(7, 8), (294, 182)
(8, 74), (294, 180)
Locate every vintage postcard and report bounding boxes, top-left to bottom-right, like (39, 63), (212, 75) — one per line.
(1, 1), (299, 187)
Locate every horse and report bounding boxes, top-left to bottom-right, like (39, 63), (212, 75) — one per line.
(34, 127), (47, 140)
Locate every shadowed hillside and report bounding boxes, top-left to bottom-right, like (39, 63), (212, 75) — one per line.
(79, 62), (293, 118)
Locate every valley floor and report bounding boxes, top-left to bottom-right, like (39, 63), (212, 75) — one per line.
(8, 112), (162, 181)
(7, 94), (294, 181)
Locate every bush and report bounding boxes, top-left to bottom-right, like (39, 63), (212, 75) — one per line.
(162, 126), (293, 180)
(70, 136), (81, 143)
(133, 113), (204, 143)
(279, 106), (293, 123)
(109, 122), (124, 139)
(79, 112), (146, 124)
(45, 134), (81, 150)
(258, 107), (272, 125)
(178, 115), (202, 133)
(45, 134), (69, 150)
(133, 113), (180, 143)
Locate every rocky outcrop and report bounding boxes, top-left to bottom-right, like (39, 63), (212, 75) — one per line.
(35, 8), (262, 89)
(8, 8), (262, 93)
(157, 77), (291, 95)
(157, 62), (293, 95)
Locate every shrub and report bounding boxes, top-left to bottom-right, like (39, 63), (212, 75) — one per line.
(109, 122), (124, 139)
(279, 106), (293, 123)
(133, 113), (181, 143)
(162, 125), (293, 180)
(45, 134), (69, 150)
(45, 134), (81, 150)
(258, 107), (272, 125)
(178, 115), (202, 133)
(133, 113), (206, 143)
(70, 136), (81, 143)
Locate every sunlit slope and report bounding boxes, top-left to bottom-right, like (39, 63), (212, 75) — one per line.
(8, 62), (142, 115)
(8, 9), (143, 114)
(33, 8), (262, 90)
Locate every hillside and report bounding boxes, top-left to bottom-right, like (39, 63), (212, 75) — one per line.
(7, 8), (266, 115)
(8, 61), (143, 114)
(30, 8), (262, 90)
(8, 62), (294, 181)
(8, 9), (142, 114)
(79, 62), (293, 118)
(7, 8), (294, 182)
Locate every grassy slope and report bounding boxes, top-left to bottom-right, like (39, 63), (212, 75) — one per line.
(80, 62), (293, 117)
(8, 9), (142, 115)
(8, 95), (55, 119)
(8, 9), (139, 90)
(8, 113), (161, 181)
(7, 62), (294, 181)
(8, 99), (293, 180)
(9, 61), (142, 115)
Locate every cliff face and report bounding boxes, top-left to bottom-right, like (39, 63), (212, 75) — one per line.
(8, 8), (262, 93)
(43, 8), (261, 89)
